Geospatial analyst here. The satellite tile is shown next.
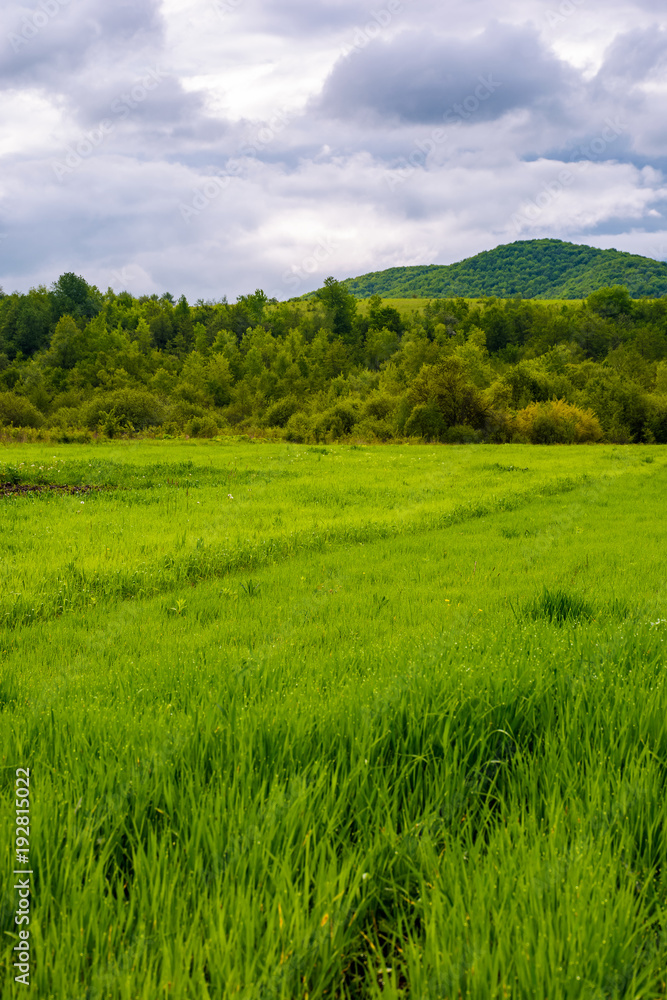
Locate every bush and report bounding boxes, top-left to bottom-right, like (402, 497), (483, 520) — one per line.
(443, 424), (484, 444)
(355, 417), (394, 441)
(83, 389), (163, 431)
(96, 409), (133, 438)
(314, 402), (359, 440)
(285, 412), (311, 442)
(408, 357), (489, 429)
(185, 414), (219, 438)
(513, 399), (603, 444)
(363, 392), (395, 420)
(644, 394), (667, 443)
(404, 399), (445, 441)
(47, 407), (83, 428)
(0, 392), (44, 428)
(264, 396), (300, 427)
(52, 428), (92, 444)
(329, 401), (358, 435)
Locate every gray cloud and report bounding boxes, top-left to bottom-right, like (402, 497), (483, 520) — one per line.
(315, 23), (578, 125)
(245, 0), (368, 36)
(594, 24), (667, 84)
(1, 0), (164, 88)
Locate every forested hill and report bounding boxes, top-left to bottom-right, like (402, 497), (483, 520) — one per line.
(343, 240), (667, 300)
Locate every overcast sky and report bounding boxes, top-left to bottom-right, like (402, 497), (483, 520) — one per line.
(1, 0), (666, 301)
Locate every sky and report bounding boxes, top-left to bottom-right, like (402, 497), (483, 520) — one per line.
(1, 0), (666, 302)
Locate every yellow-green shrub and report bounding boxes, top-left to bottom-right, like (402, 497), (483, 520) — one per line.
(0, 391), (44, 428)
(513, 398), (603, 444)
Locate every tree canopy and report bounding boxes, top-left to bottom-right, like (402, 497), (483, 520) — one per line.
(0, 272), (666, 445)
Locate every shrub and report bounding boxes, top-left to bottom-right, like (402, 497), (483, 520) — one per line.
(404, 398), (445, 441)
(314, 402), (359, 440)
(185, 414), (219, 438)
(47, 407), (83, 428)
(52, 428), (92, 444)
(0, 392), (44, 428)
(83, 389), (163, 431)
(355, 417), (394, 441)
(264, 396), (300, 427)
(644, 394), (667, 444)
(284, 412), (311, 442)
(363, 392), (395, 421)
(329, 401), (358, 435)
(408, 356), (489, 429)
(513, 399), (603, 444)
(96, 409), (133, 438)
(443, 424), (484, 444)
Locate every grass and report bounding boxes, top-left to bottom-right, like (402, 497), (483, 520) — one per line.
(0, 440), (666, 999)
(525, 587), (596, 625)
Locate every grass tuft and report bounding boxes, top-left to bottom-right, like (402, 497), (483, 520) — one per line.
(526, 586), (595, 625)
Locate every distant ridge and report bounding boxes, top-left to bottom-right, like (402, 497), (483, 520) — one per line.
(341, 239), (667, 300)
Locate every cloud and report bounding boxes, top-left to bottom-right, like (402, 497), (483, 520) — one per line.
(1, 0), (667, 298)
(1, 0), (164, 89)
(314, 22), (578, 125)
(243, 0), (367, 37)
(594, 24), (667, 85)
(2, 137), (665, 302)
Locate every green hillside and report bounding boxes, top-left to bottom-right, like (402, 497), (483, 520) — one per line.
(343, 239), (667, 300)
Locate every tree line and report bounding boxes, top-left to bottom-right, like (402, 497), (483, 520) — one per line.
(0, 273), (666, 444)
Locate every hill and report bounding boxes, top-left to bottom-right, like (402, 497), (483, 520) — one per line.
(342, 239), (667, 300)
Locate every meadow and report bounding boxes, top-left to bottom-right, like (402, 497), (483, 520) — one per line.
(1, 440), (666, 999)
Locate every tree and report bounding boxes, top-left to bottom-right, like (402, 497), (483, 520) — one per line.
(46, 315), (81, 369)
(50, 273), (102, 322)
(237, 289), (268, 326)
(407, 356), (488, 430)
(316, 277), (358, 346)
(586, 286), (633, 319)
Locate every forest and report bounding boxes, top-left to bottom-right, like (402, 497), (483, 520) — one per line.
(343, 239), (667, 300)
(0, 271), (666, 445)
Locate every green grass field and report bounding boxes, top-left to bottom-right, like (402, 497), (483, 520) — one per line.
(1, 441), (666, 999)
